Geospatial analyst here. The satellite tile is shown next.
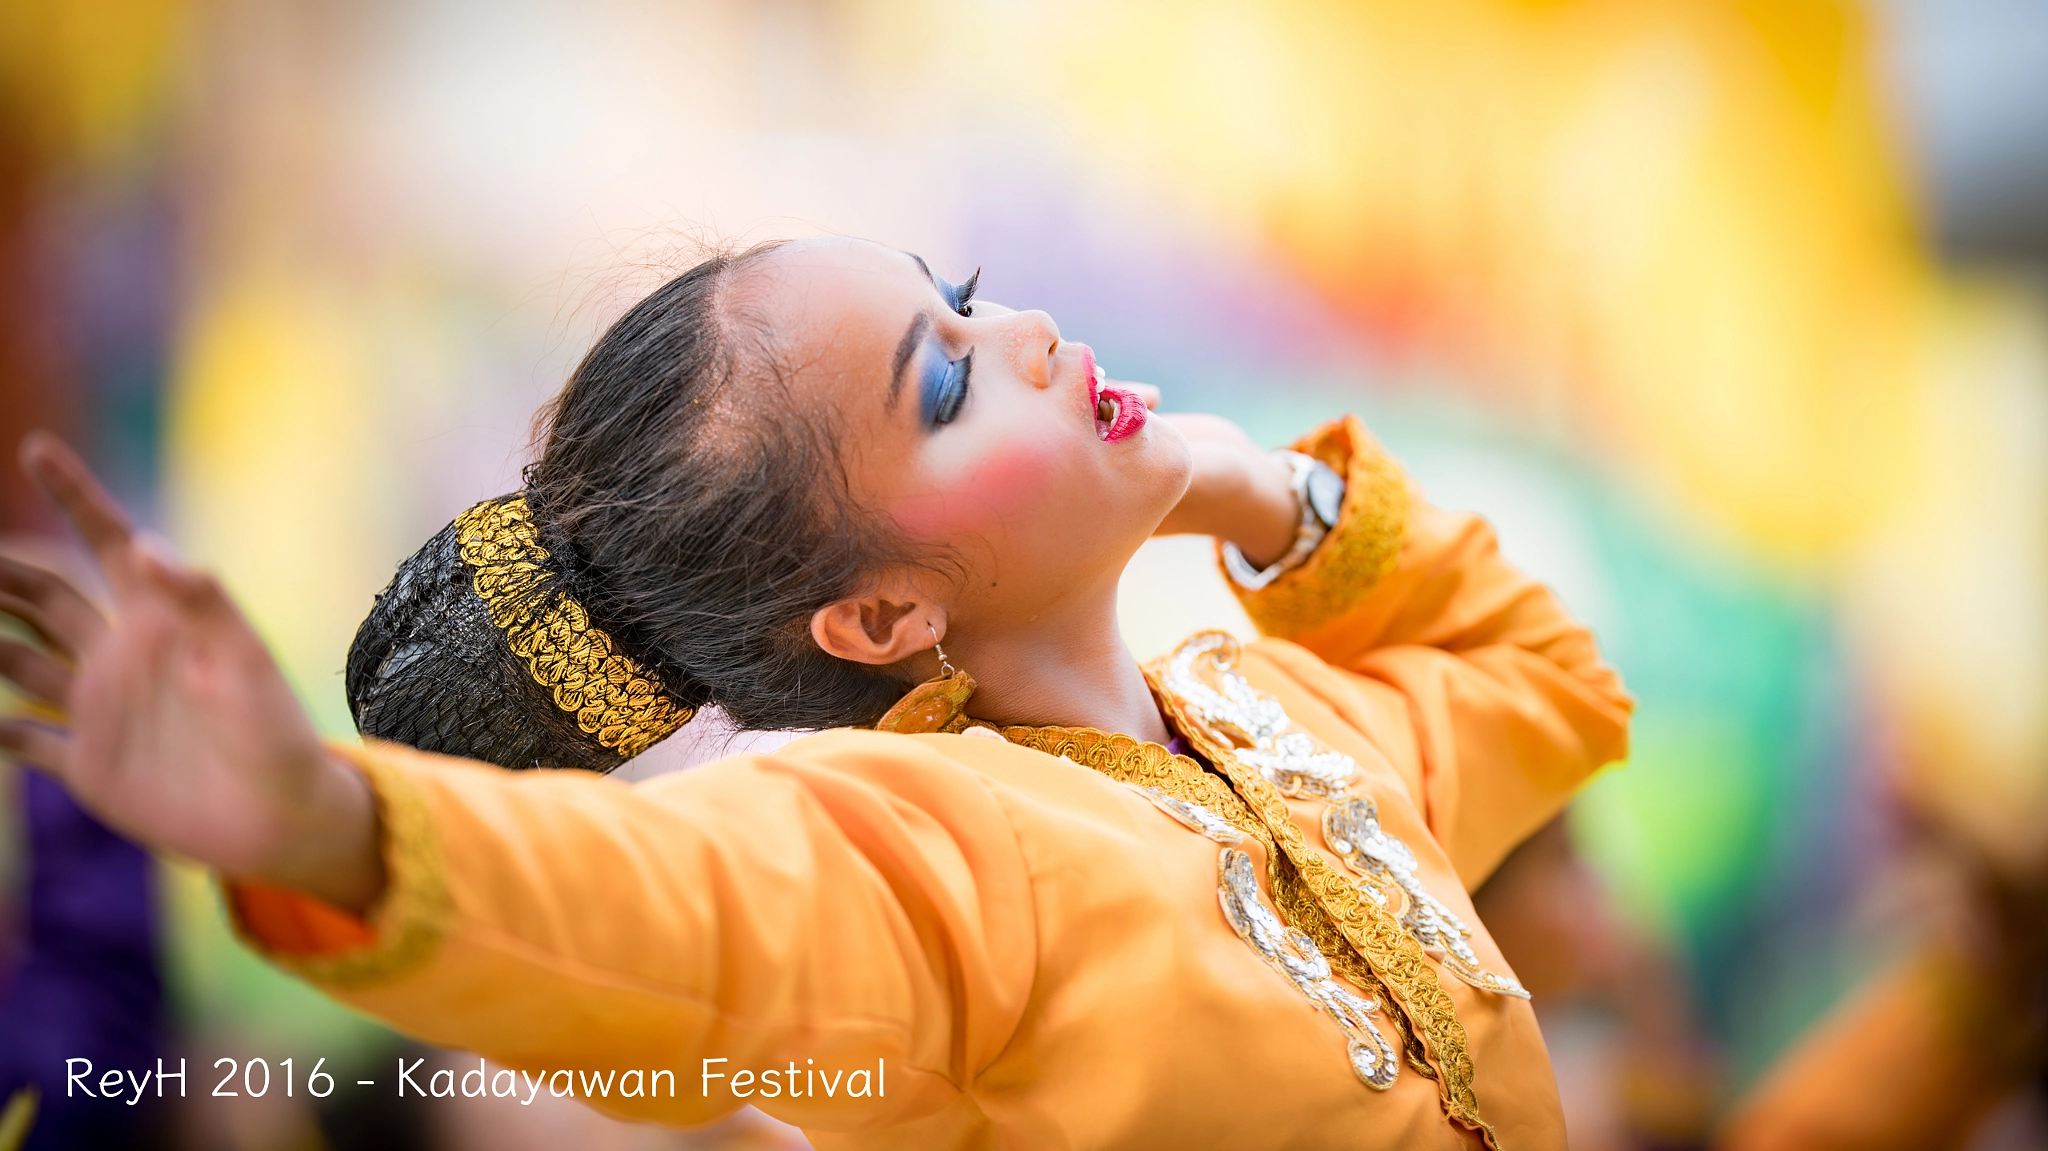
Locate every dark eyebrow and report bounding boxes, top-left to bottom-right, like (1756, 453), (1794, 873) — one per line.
(908, 252), (939, 292)
(887, 311), (931, 413)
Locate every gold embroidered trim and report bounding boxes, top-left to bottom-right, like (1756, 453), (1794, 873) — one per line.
(998, 725), (1408, 1091)
(454, 496), (691, 757)
(1218, 847), (1402, 1090)
(230, 740), (455, 987)
(1150, 631), (1473, 1060)
(1132, 784), (1248, 845)
(996, 725), (1263, 841)
(998, 717), (1496, 1146)
(1223, 414), (1414, 641)
(1325, 798), (1531, 1000)
(1148, 680), (1496, 1147)
(1162, 630), (1529, 1007)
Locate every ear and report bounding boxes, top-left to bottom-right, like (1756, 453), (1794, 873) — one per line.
(809, 577), (946, 667)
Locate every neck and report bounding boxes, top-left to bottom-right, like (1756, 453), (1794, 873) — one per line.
(948, 583), (1171, 745)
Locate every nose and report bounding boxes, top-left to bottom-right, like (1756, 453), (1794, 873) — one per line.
(1001, 310), (1062, 389)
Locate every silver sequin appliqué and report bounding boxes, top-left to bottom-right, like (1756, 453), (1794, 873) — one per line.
(1217, 849), (1401, 1090)
(1130, 784), (1247, 845)
(1323, 798), (1531, 1000)
(1161, 632), (1357, 801)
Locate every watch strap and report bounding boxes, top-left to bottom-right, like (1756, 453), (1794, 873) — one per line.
(1221, 451), (1346, 590)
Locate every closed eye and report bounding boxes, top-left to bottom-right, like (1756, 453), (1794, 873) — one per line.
(920, 348), (973, 427)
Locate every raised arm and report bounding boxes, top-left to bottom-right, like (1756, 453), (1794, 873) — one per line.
(1230, 416), (1633, 885)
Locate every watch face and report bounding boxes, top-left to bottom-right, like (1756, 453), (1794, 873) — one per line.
(1305, 463), (1346, 528)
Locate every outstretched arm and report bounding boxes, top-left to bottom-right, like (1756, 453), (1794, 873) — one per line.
(0, 437), (1030, 1130)
(0, 433), (385, 913)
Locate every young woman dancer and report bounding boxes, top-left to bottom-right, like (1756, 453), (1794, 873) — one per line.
(0, 237), (1630, 1149)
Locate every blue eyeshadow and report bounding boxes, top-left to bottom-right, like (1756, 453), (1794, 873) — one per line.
(919, 345), (971, 427)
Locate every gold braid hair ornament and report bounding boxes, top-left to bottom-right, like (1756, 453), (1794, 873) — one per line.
(453, 496), (692, 758)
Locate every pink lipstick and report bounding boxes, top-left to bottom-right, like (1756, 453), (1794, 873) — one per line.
(1077, 346), (1145, 442)
(1095, 384), (1147, 442)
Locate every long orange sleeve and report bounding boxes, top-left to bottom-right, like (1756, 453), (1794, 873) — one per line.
(234, 725), (1574, 1148)
(237, 732), (1038, 1135)
(218, 414), (1629, 1149)
(1229, 416), (1634, 887)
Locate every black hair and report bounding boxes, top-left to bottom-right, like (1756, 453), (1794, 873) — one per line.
(344, 520), (623, 772)
(346, 243), (923, 769)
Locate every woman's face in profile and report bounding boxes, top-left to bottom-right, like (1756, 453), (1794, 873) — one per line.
(731, 237), (1193, 628)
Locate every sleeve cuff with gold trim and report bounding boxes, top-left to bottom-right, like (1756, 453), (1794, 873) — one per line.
(1218, 414), (1413, 640)
(223, 740), (453, 989)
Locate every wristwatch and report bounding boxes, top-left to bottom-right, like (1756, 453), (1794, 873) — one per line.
(1221, 450), (1347, 590)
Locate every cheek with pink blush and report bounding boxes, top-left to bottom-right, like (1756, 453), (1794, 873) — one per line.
(886, 437), (1070, 542)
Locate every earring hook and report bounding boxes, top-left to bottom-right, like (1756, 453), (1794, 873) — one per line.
(928, 623), (957, 678)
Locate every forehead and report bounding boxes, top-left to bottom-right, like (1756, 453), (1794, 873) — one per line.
(733, 238), (929, 377)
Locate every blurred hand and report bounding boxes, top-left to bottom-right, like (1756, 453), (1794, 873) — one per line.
(0, 433), (384, 913)
(0, 545), (108, 712)
(1150, 409), (1299, 568)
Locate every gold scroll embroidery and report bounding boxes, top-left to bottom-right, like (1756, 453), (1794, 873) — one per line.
(1161, 632), (1357, 801)
(1161, 631), (1530, 1006)
(1218, 848), (1402, 1090)
(1146, 631), (1500, 1149)
(998, 724), (1403, 1094)
(1325, 798), (1531, 1000)
(914, 628), (1506, 1146)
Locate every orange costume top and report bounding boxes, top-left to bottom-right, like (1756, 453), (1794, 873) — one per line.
(229, 417), (1632, 1150)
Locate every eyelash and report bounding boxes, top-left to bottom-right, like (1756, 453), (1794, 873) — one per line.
(950, 269), (980, 317)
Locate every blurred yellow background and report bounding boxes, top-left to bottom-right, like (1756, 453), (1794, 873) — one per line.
(3, 1), (2046, 1147)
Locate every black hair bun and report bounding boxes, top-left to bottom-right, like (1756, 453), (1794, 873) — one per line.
(346, 513), (629, 772)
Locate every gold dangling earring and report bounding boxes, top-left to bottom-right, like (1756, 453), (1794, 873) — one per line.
(875, 624), (978, 734)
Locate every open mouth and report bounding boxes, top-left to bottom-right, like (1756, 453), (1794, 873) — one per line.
(1094, 381), (1147, 443)
(1081, 351), (1145, 443)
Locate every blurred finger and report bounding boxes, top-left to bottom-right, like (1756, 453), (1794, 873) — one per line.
(1115, 381), (1162, 409)
(19, 431), (139, 595)
(0, 718), (70, 775)
(0, 638), (72, 704)
(0, 590), (64, 654)
(0, 555), (109, 657)
(1162, 411), (1259, 447)
(134, 535), (235, 620)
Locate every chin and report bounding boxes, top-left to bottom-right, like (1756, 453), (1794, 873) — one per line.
(1087, 420), (1193, 555)
(1135, 416), (1196, 517)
